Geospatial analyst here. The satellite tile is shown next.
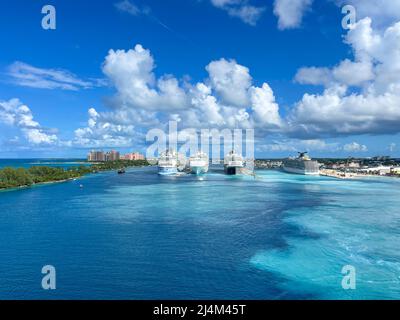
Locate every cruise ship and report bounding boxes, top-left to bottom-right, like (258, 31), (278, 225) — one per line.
(189, 152), (209, 175)
(224, 151), (244, 175)
(158, 150), (179, 175)
(283, 152), (320, 175)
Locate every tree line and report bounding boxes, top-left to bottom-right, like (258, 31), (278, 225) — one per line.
(0, 160), (150, 190)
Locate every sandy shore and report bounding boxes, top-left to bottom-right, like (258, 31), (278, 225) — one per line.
(320, 169), (399, 180)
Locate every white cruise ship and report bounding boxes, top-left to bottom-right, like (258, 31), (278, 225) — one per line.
(283, 152), (320, 175)
(224, 151), (244, 175)
(158, 150), (178, 175)
(189, 152), (209, 175)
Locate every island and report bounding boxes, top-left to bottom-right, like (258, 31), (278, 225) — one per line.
(0, 160), (150, 191)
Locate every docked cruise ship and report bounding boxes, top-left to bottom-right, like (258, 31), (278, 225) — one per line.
(224, 151), (244, 175)
(158, 150), (179, 175)
(189, 152), (209, 175)
(283, 152), (320, 175)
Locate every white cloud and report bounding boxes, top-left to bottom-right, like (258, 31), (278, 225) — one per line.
(249, 83), (282, 128)
(73, 11), (400, 149)
(336, 0), (400, 28)
(257, 139), (340, 153)
(0, 99), (58, 145)
(7, 62), (102, 91)
(206, 58), (251, 107)
(273, 0), (400, 31)
(273, 0), (313, 30)
(210, 0), (265, 26)
(343, 142), (368, 152)
(72, 43), (285, 147)
(291, 17), (400, 137)
(295, 67), (332, 86)
(102, 44), (188, 111)
(114, 0), (140, 16)
(189, 83), (226, 126)
(332, 59), (374, 86)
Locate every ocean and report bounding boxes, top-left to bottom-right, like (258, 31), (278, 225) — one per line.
(0, 160), (399, 299)
(0, 159), (89, 169)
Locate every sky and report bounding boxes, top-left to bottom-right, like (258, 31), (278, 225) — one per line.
(1, 0), (400, 158)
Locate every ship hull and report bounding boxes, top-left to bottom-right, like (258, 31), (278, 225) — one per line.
(190, 165), (209, 175)
(283, 167), (320, 175)
(224, 165), (242, 175)
(158, 166), (178, 175)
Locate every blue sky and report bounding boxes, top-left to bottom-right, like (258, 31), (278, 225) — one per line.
(1, 0), (400, 158)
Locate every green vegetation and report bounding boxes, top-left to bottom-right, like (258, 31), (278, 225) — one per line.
(89, 159), (149, 172)
(0, 160), (150, 190)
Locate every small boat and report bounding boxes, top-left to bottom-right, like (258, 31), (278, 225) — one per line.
(118, 168), (126, 174)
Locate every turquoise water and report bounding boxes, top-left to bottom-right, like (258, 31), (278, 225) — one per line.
(0, 159), (89, 169)
(0, 162), (400, 299)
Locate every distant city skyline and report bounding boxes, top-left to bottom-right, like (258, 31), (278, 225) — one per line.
(1, 0), (400, 158)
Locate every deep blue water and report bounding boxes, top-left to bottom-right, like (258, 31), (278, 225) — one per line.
(1, 161), (400, 300)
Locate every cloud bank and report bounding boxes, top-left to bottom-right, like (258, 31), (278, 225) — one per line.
(72, 13), (400, 149)
(0, 99), (58, 145)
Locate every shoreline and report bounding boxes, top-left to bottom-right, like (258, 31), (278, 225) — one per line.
(319, 169), (400, 180)
(0, 177), (79, 193)
(256, 168), (400, 180)
(0, 164), (151, 193)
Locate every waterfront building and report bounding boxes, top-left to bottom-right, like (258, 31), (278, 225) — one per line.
(105, 150), (120, 161)
(123, 152), (145, 160)
(88, 150), (121, 162)
(360, 166), (392, 176)
(87, 150), (105, 162)
(372, 156), (391, 162)
(391, 167), (400, 175)
(348, 161), (361, 169)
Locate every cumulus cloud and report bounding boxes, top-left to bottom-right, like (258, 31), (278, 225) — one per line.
(336, 0), (400, 28)
(291, 17), (400, 137)
(273, 0), (313, 30)
(273, 0), (400, 31)
(249, 83), (282, 128)
(343, 142), (368, 152)
(0, 99), (58, 145)
(73, 13), (400, 149)
(257, 139), (340, 153)
(102, 44), (188, 111)
(210, 0), (265, 26)
(295, 67), (332, 86)
(73, 108), (138, 148)
(7, 62), (103, 91)
(73, 43), (284, 147)
(206, 58), (251, 107)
